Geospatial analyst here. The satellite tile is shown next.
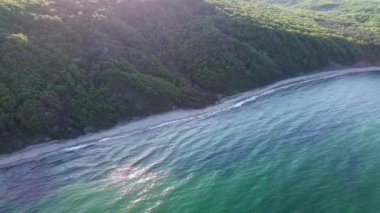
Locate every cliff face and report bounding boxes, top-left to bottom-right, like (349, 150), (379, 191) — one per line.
(0, 0), (379, 153)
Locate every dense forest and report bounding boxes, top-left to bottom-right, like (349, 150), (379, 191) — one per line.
(0, 0), (379, 153)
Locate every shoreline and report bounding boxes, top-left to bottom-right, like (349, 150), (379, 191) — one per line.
(1, 66), (379, 168)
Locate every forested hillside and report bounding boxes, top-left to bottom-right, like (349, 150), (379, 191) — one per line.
(0, 0), (379, 153)
(261, 0), (380, 46)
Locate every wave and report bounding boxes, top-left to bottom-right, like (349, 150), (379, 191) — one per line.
(231, 96), (258, 109)
(62, 144), (94, 152)
(98, 137), (112, 143)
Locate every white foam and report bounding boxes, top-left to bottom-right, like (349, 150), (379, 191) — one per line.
(62, 144), (92, 152)
(99, 137), (111, 143)
(231, 96), (258, 109)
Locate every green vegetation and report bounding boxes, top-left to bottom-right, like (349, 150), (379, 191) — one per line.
(260, 0), (380, 44)
(0, 0), (379, 153)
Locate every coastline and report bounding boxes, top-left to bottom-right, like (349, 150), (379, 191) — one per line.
(1, 66), (379, 168)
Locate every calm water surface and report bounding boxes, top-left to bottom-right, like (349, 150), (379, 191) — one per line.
(1, 71), (380, 213)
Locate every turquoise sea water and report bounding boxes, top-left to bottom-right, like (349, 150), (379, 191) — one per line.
(1, 71), (380, 213)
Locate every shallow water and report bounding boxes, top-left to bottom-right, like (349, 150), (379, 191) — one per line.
(1, 70), (380, 212)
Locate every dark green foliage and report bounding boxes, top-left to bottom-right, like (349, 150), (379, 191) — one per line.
(0, 0), (378, 153)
